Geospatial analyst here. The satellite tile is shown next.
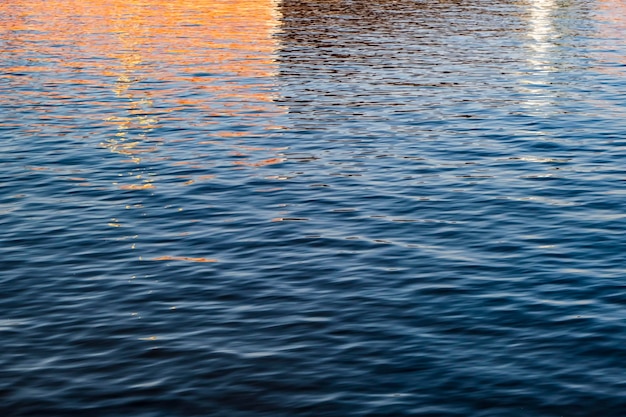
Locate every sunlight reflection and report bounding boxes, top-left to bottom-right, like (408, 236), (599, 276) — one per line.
(528, 0), (557, 61)
(1, 0), (286, 189)
(0, 0), (288, 268)
(95, 0), (286, 187)
(519, 0), (558, 113)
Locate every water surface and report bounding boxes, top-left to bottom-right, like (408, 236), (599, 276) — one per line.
(2, 0), (626, 415)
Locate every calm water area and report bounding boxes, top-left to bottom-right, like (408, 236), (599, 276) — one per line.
(2, 0), (626, 415)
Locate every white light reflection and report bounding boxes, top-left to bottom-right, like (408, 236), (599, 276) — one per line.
(528, 0), (557, 69)
(520, 0), (559, 114)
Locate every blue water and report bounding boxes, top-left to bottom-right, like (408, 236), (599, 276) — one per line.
(2, 0), (626, 415)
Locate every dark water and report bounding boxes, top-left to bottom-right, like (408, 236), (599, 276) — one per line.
(2, 0), (626, 415)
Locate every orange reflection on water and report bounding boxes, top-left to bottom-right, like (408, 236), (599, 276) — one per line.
(152, 256), (218, 263)
(233, 157), (285, 168)
(1, 0), (285, 188)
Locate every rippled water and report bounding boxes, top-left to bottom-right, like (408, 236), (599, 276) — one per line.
(2, 0), (626, 415)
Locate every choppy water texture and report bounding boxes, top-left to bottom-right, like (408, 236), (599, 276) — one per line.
(2, 0), (626, 415)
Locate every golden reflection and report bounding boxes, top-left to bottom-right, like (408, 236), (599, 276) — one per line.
(233, 157), (285, 168)
(152, 256), (218, 263)
(1, 0), (288, 268)
(100, 0), (284, 189)
(1, 0), (285, 189)
(118, 183), (155, 190)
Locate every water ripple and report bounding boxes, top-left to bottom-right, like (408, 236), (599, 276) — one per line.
(2, 0), (626, 416)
